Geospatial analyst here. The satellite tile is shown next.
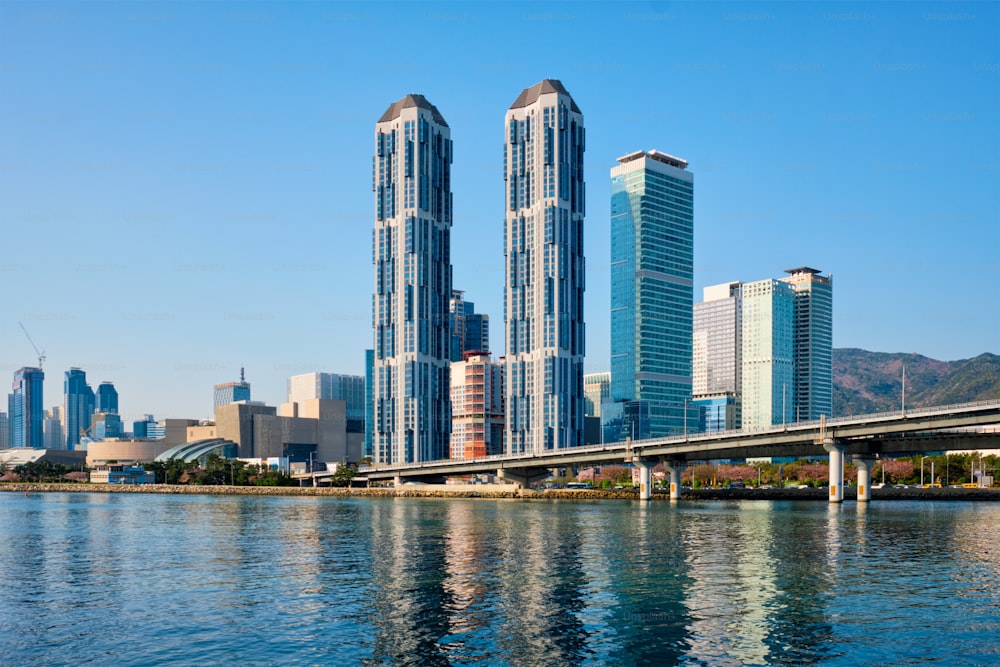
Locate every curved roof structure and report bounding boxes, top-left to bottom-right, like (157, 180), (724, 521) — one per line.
(154, 439), (238, 463)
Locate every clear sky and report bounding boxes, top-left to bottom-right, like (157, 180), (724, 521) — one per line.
(2, 1), (998, 425)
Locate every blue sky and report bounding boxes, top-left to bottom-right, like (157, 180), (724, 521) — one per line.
(2, 1), (998, 424)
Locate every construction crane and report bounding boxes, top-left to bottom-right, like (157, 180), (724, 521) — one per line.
(18, 321), (46, 369)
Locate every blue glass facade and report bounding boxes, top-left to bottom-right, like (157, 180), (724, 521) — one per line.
(214, 381), (250, 407)
(609, 151), (694, 440)
(96, 382), (118, 414)
(65, 368), (95, 449)
(364, 349), (374, 460)
(372, 95), (453, 464)
(504, 80), (586, 454)
(11, 367), (44, 448)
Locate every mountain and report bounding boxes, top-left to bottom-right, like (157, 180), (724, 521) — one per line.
(833, 349), (1000, 416)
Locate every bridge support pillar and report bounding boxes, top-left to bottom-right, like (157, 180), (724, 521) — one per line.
(852, 456), (875, 502)
(393, 475), (402, 488)
(664, 461), (686, 501)
(497, 467), (550, 490)
(824, 441), (846, 503)
(633, 458), (655, 500)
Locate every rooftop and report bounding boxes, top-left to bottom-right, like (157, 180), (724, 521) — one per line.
(617, 150), (688, 170)
(378, 94), (449, 127)
(509, 79), (581, 113)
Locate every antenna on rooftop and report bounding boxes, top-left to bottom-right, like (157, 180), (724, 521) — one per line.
(18, 322), (46, 369)
(240, 366), (245, 383)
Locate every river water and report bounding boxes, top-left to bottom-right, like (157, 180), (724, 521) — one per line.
(0, 492), (997, 666)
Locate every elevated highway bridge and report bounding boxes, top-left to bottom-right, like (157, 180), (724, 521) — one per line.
(357, 400), (1000, 503)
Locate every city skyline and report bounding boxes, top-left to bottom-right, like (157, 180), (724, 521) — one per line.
(2, 2), (997, 423)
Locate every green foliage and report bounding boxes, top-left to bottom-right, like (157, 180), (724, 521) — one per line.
(834, 349), (1000, 417)
(329, 464), (358, 488)
(10, 461), (80, 483)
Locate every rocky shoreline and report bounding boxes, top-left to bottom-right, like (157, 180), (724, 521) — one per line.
(2, 482), (998, 502)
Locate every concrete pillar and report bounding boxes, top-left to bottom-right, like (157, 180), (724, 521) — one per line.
(824, 441), (846, 503)
(664, 461), (686, 501)
(853, 456), (874, 502)
(635, 459), (653, 500)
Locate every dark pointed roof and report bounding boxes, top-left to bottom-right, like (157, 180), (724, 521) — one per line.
(509, 79), (581, 113)
(378, 94), (448, 127)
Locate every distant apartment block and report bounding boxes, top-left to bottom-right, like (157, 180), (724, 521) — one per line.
(583, 372), (610, 418)
(450, 352), (504, 459)
(287, 371), (365, 433)
(450, 290), (490, 361)
(693, 282), (743, 432)
(694, 268), (833, 431)
(782, 267), (833, 421)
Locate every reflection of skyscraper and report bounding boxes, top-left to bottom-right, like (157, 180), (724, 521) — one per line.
(372, 93), (453, 463)
(64, 367), (94, 449)
(609, 150), (694, 440)
(11, 367), (44, 448)
(504, 79), (586, 454)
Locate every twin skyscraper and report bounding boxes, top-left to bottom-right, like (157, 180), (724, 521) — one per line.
(371, 80), (698, 465)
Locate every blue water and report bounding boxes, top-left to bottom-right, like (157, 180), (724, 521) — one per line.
(1, 493), (997, 666)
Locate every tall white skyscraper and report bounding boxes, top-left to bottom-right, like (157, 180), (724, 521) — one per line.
(372, 94), (453, 463)
(504, 79), (586, 454)
(693, 282), (743, 432)
(740, 279), (796, 430)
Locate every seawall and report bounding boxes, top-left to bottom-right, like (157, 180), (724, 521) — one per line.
(3, 483), (998, 502)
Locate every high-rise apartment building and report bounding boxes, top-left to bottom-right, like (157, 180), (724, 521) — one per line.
(782, 267), (833, 421)
(214, 369), (251, 408)
(10, 367), (44, 448)
(372, 94), (453, 463)
(96, 382), (119, 414)
(608, 150), (694, 440)
(450, 353), (504, 459)
(449, 290), (490, 361)
(64, 368), (95, 449)
(287, 371), (365, 433)
(364, 349), (374, 460)
(740, 279), (797, 430)
(504, 79), (586, 454)
(0, 411), (8, 449)
(693, 282), (743, 432)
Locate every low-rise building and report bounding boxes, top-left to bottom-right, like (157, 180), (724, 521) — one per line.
(90, 464), (156, 484)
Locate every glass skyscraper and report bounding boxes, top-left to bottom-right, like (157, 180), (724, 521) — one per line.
(504, 79), (586, 454)
(10, 367), (44, 448)
(609, 150), (694, 440)
(96, 381), (119, 415)
(64, 367), (95, 449)
(372, 94), (453, 463)
(740, 279), (796, 430)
